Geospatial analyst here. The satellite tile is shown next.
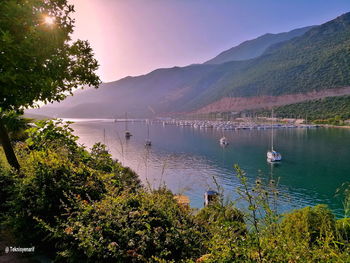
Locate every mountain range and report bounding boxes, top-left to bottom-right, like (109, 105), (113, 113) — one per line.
(28, 12), (350, 118)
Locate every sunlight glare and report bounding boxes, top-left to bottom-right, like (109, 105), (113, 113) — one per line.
(44, 16), (55, 25)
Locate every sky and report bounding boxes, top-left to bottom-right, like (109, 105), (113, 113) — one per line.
(69, 0), (350, 82)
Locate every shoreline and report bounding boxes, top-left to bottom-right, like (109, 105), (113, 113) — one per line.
(319, 124), (350, 129)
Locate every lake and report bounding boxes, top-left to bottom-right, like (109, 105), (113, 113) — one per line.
(68, 119), (350, 216)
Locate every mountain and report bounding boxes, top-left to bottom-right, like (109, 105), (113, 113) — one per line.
(28, 12), (350, 118)
(188, 12), (350, 112)
(31, 64), (216, 118)
(204, 26), (314, 64)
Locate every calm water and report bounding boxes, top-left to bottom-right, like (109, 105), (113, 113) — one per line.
(68, 119), (350, 216)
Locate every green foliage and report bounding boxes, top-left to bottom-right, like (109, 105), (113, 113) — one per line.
(237, 95), (350, 125)
(275, 96), (350, 123)
(0, 0), (100, 111)
(336, 218), (350, 243)
(281, 205), (336, 245)
(44, 189), (204, 262)
(0, 110), (31, 141)
(3, 120), (139, 251)
(25, 119), (79, 150)
(1, 120), (350, 262)
(0, 160), (14, 217)
(186, 13), (350, 110)
(7, 144), (108, 248)
(3, 120), (205, 262)
(197, 167), (350, 263)
(195, 202), (246, 262)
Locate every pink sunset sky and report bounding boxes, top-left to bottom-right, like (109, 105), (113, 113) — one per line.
(69, 0), (350, 82)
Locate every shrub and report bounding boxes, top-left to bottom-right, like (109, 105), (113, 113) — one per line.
(25, 119), (81, 155)
(281, 205), (336, 245)
(5, 120), (140, 254)
(195, 202), (247, 262)
(336, 218), (350, 243)
(0, 162), (14, 217)
(43, 189), (204, 262)
(6, 145), (108, 248)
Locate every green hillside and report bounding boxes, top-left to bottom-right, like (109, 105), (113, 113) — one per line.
(205, 26), (313, 64)
(187, 12), (350, 110)
(275, 96), (350, 125)
(276, 96), (350, 120)
(241, 95), (350, 125)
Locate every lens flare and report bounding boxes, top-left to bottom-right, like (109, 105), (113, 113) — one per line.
(44, 16), (55, 25)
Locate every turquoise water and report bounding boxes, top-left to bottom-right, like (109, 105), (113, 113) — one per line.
(70, 119), (350, 216)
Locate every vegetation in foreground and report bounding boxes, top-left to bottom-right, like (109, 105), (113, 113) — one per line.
(0, 119), (349, 262)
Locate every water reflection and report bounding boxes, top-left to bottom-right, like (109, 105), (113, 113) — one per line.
(69, 119), (350, 216)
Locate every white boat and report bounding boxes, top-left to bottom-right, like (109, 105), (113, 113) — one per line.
(267, 109), (282, 162)
(219, 136), (229, 146)
(267, 150), (282, 162)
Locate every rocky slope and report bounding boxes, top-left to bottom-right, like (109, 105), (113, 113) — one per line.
(193, 87), (350, 114)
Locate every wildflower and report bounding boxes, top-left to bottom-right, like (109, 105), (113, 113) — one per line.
(65, 227), (73, 235)
(109, 242), (118, 247)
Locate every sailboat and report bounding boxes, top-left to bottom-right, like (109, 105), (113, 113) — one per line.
(145, 120), (152, 147)
(219, 136), (229, 146)
(267, 108), (282, 162)
(124, 112), (132, 139)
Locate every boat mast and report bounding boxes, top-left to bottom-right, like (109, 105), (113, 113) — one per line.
(271, 108), (274, 151)
(103, 128), (106, 144)
(125, 112), (128, 131)
(147, 120), (150, 140)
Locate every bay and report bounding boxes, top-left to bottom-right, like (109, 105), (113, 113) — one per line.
(68, 119), (350, 216)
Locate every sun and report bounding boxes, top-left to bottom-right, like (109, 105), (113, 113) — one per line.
(44, 15), (55, 25)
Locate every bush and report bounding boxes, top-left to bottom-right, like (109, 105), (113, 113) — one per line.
(0, 162), (14, 217)
(4, 120), (205, 262)
(7, 145), (108, 248)
(25, 119), (81, 155)
(195, 202), (247, 262)
(336, 218), (350, 243)
(281, 205), (336, 245)
(4, 120), (140, 254)
(42, 189), (204, 262)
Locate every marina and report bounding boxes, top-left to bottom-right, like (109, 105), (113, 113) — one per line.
(158, 119), (318, 130)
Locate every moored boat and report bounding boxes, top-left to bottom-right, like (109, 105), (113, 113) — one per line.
(219, 136), (229, 146)
(267, 109), (282, 163)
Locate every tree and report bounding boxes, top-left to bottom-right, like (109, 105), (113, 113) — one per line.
(0, 0), (100, 169)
